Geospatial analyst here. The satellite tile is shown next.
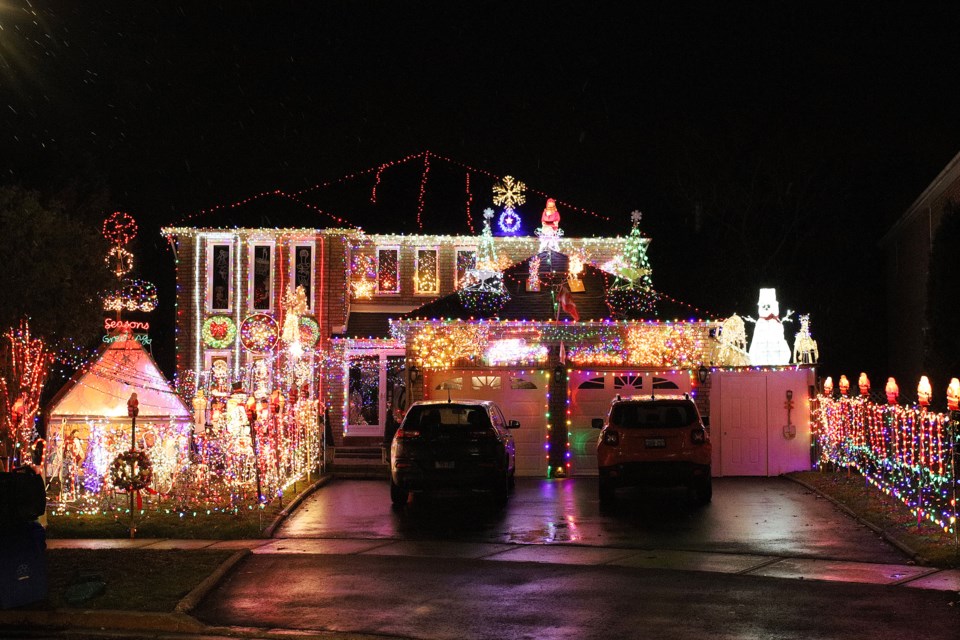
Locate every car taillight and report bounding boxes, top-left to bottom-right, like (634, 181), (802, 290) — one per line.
(602, 429), (620, 446)
(690, 428), (706, 445)
(395, 428), (420, 440)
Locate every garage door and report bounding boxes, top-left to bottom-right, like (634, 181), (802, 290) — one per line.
(425, 369), (548, 477)
(567, 371), (692, 476)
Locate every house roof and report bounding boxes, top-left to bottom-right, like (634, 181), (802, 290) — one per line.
(403, 250), (713, 323)
(344, 312), (396, 339)
(47, 337), (191, 422)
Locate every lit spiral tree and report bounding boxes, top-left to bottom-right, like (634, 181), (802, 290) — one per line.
(606, 210), (658, 318)
(458, 209), (510, 316)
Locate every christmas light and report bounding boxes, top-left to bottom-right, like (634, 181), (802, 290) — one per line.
(605, 212), (657, 318)
(103, 279), (158, 313)
(202, 316), (237, 349)
(102, 211), (138, 246)
(813, 393), (957, 533)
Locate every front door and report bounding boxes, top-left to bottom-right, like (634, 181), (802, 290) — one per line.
(718, 374), (768, 475)
(345, 350), (406, 438)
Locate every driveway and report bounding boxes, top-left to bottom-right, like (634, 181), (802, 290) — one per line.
(277, 476), (906, 563)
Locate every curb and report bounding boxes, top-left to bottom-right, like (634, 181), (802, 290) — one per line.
(175, 548), (251, 613)
(784, 474), (926, 564)
(0, 608), (206, 634)
(262, 473), (334, 538)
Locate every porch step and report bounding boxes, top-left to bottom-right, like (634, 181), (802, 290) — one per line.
(331, 446), (389, 480)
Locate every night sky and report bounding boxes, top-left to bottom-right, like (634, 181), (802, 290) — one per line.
(4, 2), (960, 381)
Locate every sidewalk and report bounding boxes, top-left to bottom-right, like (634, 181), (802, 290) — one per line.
(4, 534), (960, 638)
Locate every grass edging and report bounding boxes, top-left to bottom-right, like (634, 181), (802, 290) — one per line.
(784, 473), (924, 564)
(261, 473), (333, 538)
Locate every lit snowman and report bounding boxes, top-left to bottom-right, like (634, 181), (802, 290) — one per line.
(747, 288), (792, 366)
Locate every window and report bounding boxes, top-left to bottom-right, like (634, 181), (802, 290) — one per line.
(207, 241), (233, 313)
(377, 246), (400, 294)
(471, 375), (501, 390)
(652, 377), (680, 389)
(248, 242), (275, 311)
(415, 247), (439, 294)
(291, 241), (315, 312)
(578, 376), (606, 390)
(455, 248), (476, 289)
(614, 375), (644, 391)
(510, 377), (538, 390)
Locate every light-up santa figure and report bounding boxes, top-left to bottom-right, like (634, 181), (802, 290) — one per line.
(541, 198), (560, 231)
(748, 288), (792, 366)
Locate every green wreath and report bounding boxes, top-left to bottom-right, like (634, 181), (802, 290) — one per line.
(110, 449), (153, 492)
(203, 315), (237, 348)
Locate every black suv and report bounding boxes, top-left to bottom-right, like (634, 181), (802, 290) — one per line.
(389, 400), (519, 506)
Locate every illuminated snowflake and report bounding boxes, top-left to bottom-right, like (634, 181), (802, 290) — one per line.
(492, 175), (526, 209)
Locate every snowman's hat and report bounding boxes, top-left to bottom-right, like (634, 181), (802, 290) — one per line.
(757, 288), (778, 305)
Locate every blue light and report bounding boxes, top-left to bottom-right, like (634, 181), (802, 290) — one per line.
(498, 207), (522, 235)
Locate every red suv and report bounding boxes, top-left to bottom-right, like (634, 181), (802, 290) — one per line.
(593, 394), (712, 505)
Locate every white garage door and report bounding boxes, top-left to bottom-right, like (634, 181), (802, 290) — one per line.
(567, 371), (692, 476)
(425, 369), (548, 477)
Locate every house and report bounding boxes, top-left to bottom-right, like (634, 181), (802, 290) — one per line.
(161, 158), (816, 479)
(879, 150), (960, 386)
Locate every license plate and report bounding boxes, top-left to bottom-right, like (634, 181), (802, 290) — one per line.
(435, 461), (455, 469)
(645, 438), (666, 448)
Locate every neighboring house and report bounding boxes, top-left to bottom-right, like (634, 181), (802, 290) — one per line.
(879, 150), (960, 386)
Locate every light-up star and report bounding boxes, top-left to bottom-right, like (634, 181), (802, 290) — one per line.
(631, 210), (643, 227)
(493, 176), (526, 209)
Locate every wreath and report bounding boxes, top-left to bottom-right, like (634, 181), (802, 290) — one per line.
(240, 313), (279, 353)
(203, 316), (237, 348)
(299, 317), (320, 349)
(110, 449), (153, 492)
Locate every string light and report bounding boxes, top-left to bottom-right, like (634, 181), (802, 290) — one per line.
(813, 393), (957, 533)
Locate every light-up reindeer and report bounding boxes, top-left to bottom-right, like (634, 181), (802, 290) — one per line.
(792, 314), (819, 364)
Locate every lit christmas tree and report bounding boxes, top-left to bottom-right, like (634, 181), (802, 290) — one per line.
(606, 210), (658, 318)
(458, 208), (510, 316)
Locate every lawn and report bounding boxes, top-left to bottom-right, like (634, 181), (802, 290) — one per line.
(45, 475), (320, 540)
(44, 549), (235, 611)
(788, 469), (960, 569)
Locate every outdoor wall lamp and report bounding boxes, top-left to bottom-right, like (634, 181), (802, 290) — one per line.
(408, 364), (421, 384)
(553, 364), (566, 382)
(698, 365), (709, 385)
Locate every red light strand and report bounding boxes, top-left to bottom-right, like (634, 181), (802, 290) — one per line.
(465, 172), (475, 234)
(416, 152), (431, 230)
